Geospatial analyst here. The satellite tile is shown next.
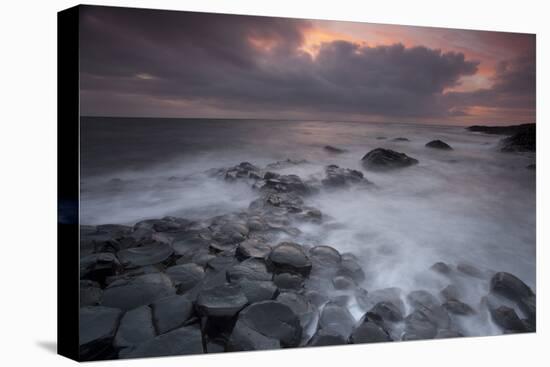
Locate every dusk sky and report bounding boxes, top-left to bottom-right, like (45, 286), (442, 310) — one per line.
(79, 5), (536, 125)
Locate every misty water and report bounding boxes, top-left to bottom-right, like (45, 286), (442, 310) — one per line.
(81, 117), (535, 337)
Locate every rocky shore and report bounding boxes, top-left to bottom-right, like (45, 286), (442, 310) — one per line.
(79, 146), (536, 360)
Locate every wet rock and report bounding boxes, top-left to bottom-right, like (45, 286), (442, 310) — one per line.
(369, 301), (403, 322)
(322, 165), (370, 188)
(443, 299), (475, 315)
(490, 272), (535, 304)
(102, 273), (175, 311)
(430, 262), (452, 275)
(361, 148), (418, 171)
(456, 263), (485, 279)
(489, 306), (528, 333)
(403, 308), (438, 340)
(309, 245), (342, 272)
(305, 289), (330, 308)
(308, 329), (347, 346)
(332, 275), (356, 290)
(263, 174), (311, 195)
(337, 258), (366, 283)
(274, 272), (304, 291)
(80, 306), (122, 361)
(363, 288), (405, 315)
(80, 280), (103, 306)
(392, 137), (410, 142)
(226, 258), (272, 283)
(117, 242), (173, 268)
(349, 315), (392, 344)
(196, 284), (248, 318)
(277, 292), (317, 336)
(318, 302), (355, 338)
(238, 280), (278, 303)
(114, 306), (155, 349)
(152, 295), (194, 334)
(265, 159), (307, 170)
(250, 192), (304, 213)
(324, 145), (347, 154)
(407, 290), (439, 308)
(222, 162), (262, 181)
(295, 207), (323, 223)
(206, 252), (238, 272)
(80, 252), (121, 285)
(165, 263), (205, 293)
(426, 140), (453, 150)
(119, 325), (203, 358)
(500, 125), (535, 152)
(236, 239), (271, 260)
(229, 301), (302, 348)
(268, 242), (312, 276)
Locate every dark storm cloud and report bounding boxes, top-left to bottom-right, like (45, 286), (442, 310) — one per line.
(79, 6), (534, 121)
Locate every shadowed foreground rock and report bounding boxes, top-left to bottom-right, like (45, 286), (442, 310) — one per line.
(361, 148), (418, 171)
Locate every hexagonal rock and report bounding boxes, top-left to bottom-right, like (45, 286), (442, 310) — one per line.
(349, 315), (392, 344)
(195, 284), (248, 318)
(307, 329), (347, 346)
(361, 148), (418, 171)
(228, 301), (302, 349)
(238, 280), (278, 303)
(152, 295), (194, 334)
(165, 263), (205, 293)
(226, 258), (272, 283)
(369, 301), (404, 322)
(119, 325), (204, 358)
(318, 302), (356, 338)
(79, 306), (122, 361)
(117, 242), (173, 268)
(101, 273), (175, 311)
(114, 306), (156, 349)
(236, 239), (271, 260)
(267, 242), (312, 277)
(309, 245), (342, 269)
(274, 272), (304, 291)
(490, 272), (535, 304)
(80, 252), (121, 284)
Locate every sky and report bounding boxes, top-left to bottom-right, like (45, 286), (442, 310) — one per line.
(79, 5), (536, 125)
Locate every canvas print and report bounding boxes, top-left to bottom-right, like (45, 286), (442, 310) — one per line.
(72, 5), (536, 361)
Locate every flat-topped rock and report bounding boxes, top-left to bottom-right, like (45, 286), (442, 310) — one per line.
(119, 325), (204, 358)
(274, 272), (304, 290)
(238, 280), (278, 303)
(80, 252), (121, 284)
(101, 273), (175, 311)
(80, 306), (122, 361)
(226, 258), (272, 283)
(114, 306), (155, 349)
(318, 302), (355, 338)
(361, 148), (418, 171)
(229, 300), (302, 348)
(277, 292), (317, 335)
(117, 242), (173, 268)
(165, 263), (205, 293)
(236, 239), (271, 260)
(268, 242), (312, 276)
(80, 280), (103, 307)
(152, 295), (194, 334)
(309, 245), (342, 269)
(425, 140), (453, 150)
(195, 284), (248, 318)
(369, 301), (403, 322)
(308, 329), (347, 346)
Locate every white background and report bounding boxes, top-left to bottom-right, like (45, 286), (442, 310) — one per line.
(0, 0), (547, 365)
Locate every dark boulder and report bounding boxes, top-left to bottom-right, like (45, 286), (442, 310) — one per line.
(332, 275), (356, 290)
(456, 263), (485, 279)
(268, 242), (312, 276)
(392, 137), (410, 142)
(195, 284), (248, 318)
(274, 272), (304, 291)
(80, 252), (121, 285)
(309, 245), (342, 268)
(222, 162), (262, 181)
(318, 302), (355, 338)
(435, 329), (464, 339)
(228, 301), (302, 348)
(489, 305), (528, 333)
(361, 148), (418, 171)
(119, 325), (204, 358)
(152, 295), (194, 334)
(442, 299), (476, 315)
(277, 292), (317, 337)
(369, 301), (403, 322)
(114, 306), (156, 349)
(425, 140), (453, 150)
(500, 126), (535, 152)
(337, 258), (366, 283)
(349, 315), (392, 344)
(430, 262), (452, 275)
(403, 308), (438, 340)
(79, 306), (122, 361)
(80, 280), (103, 307)
(490, 272), (535, 304)
(238, 280), (278, 303)
(322, 165), (370, 188)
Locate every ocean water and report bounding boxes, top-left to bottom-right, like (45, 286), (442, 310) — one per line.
(80, 117), (535, 336)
